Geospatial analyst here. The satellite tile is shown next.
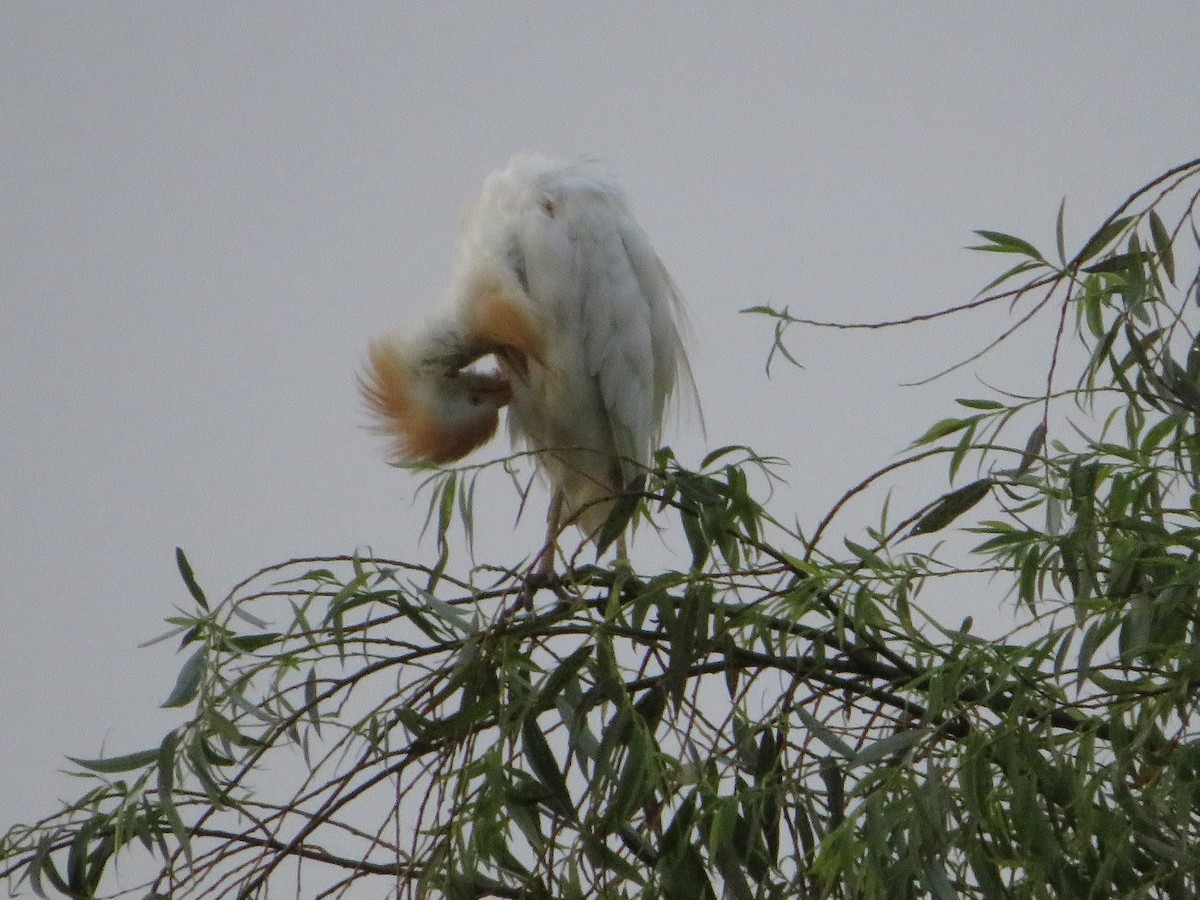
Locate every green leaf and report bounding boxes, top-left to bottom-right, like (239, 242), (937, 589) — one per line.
(658, 840), (716, 900)
(666, 582), (710, 702)
(521, 717), (572, 817)
(1055, 197), (1067, 265)
(65, 820), (91, 898)
(606, 727), (653, 826)
(156, 729), (192, 861)
(956, 398), (1005, 411)
(224, 632), (282, 654)
(848, 728), (928, 769)
(818, 758), (846, 828)
(229, 603), (269, 629)
(844, 539), (886, 569)
(634, 683), (669, 733)
(1016, 422), (1047, 475)
(910, 479), (991, 536)
(793, 705), (853, 760)
(175, 547), (208, 611)
(975, 258), (1044, 295)
(700, 444), (751, 468)
(1082, 284), (1105, 337)
(581, 830), (646, 886)
(1082, 251), (1145, 275)
(68, 747), (160, 774)
(30, 833), (71, 898)
(1148, 209), (1175, 285)
(1140, 414), (1181, 453)
(913, 416), (978, 446)
(1076, 215), (1133, 265)
(161, 647), (206, 708)
(436, 469), (455, 546)
(184, 736), (229, 807)
(156, 730), (176, 801)
(739, 304), (785, 318)
(1163, 356), (1200, 414)
(949, 419), (978, 483)
(712, 845), (755, 900)
(970, 229), (1044, 260)
(536, 644), (592, 714)
(596, 489), (640, 556)
(304, 666), (322, 735)
(681, 508), (709, 570)
(411, 585), (474, 636)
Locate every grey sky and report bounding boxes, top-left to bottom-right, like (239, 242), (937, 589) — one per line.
(3, 5), (1199, 832)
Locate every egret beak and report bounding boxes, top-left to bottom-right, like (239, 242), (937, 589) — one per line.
(457, 370), (513, 407)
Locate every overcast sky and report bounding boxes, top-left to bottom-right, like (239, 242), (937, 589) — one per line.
(3, 5), (1199, 833)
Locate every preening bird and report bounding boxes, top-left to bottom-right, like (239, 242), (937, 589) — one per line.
(360, 155), (696, 570)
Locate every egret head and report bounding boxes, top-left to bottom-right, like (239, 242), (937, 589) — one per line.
(359, 330), (513, 466)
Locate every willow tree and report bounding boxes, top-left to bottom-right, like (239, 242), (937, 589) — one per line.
(5, 159), (1200, 899)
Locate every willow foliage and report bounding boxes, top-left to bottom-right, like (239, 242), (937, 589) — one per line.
(6, 159), (1200, 899)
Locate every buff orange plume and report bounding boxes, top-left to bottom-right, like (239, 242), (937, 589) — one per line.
(359, 338), (504, 465)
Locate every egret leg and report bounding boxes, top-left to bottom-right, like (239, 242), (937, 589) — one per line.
(520, 491), (561, 608)
(532, 490), (563, 579)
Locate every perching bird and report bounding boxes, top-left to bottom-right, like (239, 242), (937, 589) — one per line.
(360, 155), (696, 570)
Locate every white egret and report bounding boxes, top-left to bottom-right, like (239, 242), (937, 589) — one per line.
(360, 155), (696, 570)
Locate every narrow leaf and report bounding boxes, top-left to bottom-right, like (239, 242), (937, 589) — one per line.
(1076, 215), (1133, 265)
(910, 479), (991, 536)
(225, 632), (282, 654)
(411, 585), (474, 635)
(1055, 197), (1067, 265)
(582, 831), (648, 886)
(161, 648), (206, 708)
(31, 833), (71, 898)
(848, 728), (928, 768)
(971, 230), (1044, 260)
(1016, 422), (1048, 475)
(912, 416), (978, 447)
(1082, 251), (1144, 275)
(606, 731), (651, 826)
(521, 718), (572, 817)
(156, 730), (192, 861)
(975, 258), (1043, 295)
(156, 730), (177, 802)
(700, 444), (752, 468)
(229, 603), (269, 629)
(1148, 209), (1175, 285)
(68, 748), (160, 774)
(794, 705), (853, 760)
(658, 840), (716, 900)
(949, 420), (977, 483)
(739, 304), (785, 318)
(634, 683), (669, 733)
(713, 849), (755, 900)
(818, 757), (846, 828)
(596, 490), (640, 555)
(304, 667), (322, 735)
(666, 582), (710, 703)
(175, 547), (208, 611)
(681, 509), (709, 570)
(956, 398), (1005, 411)
(536, 644), (592, 712)
(844, 539), (886, 569)
(436, 471), (455, 546)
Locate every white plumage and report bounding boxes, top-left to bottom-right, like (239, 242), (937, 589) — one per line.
(361, 155), (695, 563)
